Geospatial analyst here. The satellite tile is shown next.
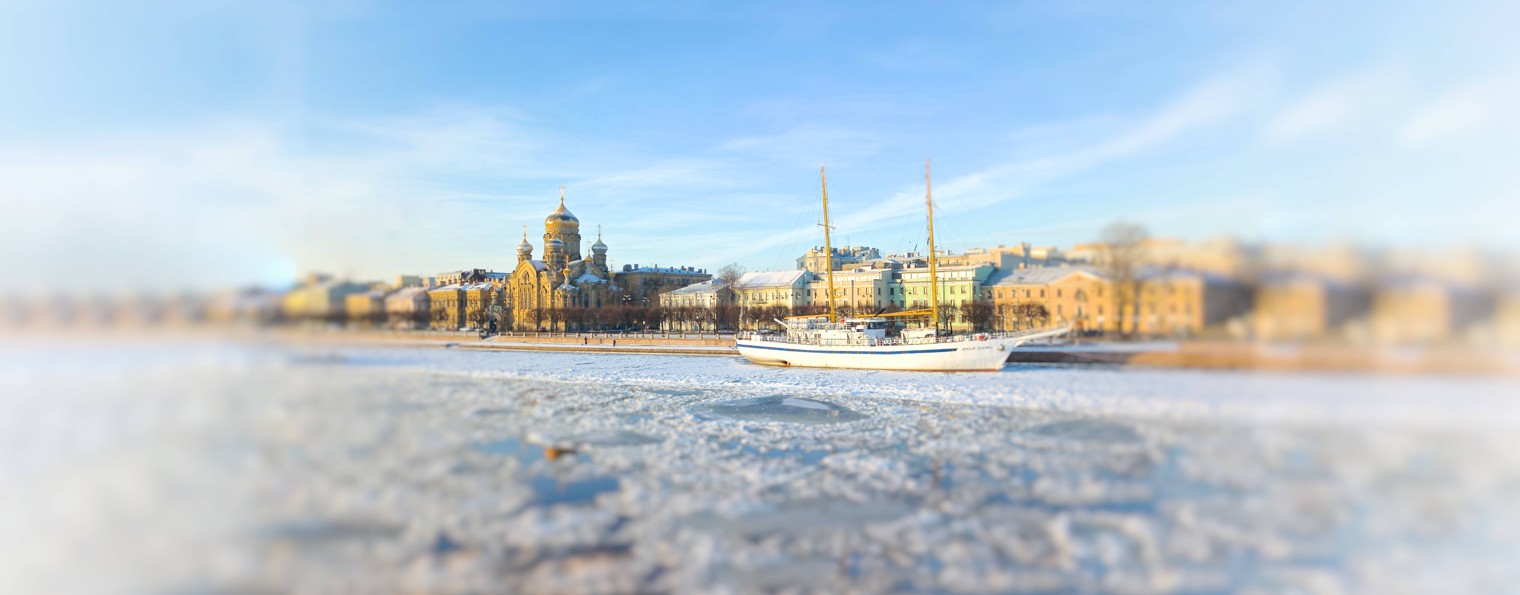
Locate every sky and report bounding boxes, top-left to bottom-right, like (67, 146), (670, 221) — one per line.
(1, 0), (1516, 293)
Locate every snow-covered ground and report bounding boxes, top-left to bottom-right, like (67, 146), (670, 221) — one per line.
(1, 339), (1517, 593)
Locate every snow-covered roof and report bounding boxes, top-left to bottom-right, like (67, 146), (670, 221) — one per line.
(386, 287), (429, 299)
(670, 280), (729, 295)
(985, 266), (1101, 286)
(734, 270), (810, 289)
(575, 272), (605, 284)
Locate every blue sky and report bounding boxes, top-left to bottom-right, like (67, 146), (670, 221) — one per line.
(2, 0), (1516, 293)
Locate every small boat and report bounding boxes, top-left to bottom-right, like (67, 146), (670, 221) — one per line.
(736, 162), (1069, 372)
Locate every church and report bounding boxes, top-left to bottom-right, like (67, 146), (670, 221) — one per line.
(506, 189), (618, 330)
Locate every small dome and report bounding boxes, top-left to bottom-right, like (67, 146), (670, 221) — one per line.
(516, 226), (533, 253)
(545, 237), (564, 251)
(591, 224), (607, 252)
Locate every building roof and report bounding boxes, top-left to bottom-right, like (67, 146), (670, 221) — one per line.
(985, 266), (1103, 286)
(734, 270), (810, 289)
(669, 280), (729, 295)
(386, 287), (429, 300)
(620, 265), (709, 275)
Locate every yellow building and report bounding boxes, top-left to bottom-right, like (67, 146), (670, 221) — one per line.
(615, 265), (712, 309)
(1498, 287), (1520, 348)
(658, 280), (735, 331)
(983, 266), (1247, 337)
(806, 266), (897, 317)
(1130, 270), (1249, 337)
(1253, 273), (1370, 341)
(984, 267), (1106, 332)
(733, 270), (814, 329)
(428, 281), (502, 330)
(344, 289), (388, 326)
(1369, 276), (1490, 346)
(426, 285), (464, 330)
(281, 275), (370, 321)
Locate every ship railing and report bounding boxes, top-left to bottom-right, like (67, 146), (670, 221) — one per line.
(737, 326), (1068, 346)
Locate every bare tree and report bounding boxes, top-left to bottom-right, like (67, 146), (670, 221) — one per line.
(934, 303), (957, 331)
(714, 304), (737, 331)
(716, 263), (746, 288)
(1017, 302), (1050, 330)
(1098, 220), (1149, 339)
(959, 302), (994, 332)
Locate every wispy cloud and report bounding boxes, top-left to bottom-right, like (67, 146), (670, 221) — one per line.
(1397, 79), (1510, 146)
(1264, 73), (1399, 144)
(845, 70), (1262, 228)
(703, 70), (1263, 265)
(717, 125), (883, 168)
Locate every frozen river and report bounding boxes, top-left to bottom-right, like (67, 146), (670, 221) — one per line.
(3, 340), (1519, 593)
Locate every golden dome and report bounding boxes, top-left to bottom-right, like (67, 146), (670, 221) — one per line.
(545, 187), (579, 230)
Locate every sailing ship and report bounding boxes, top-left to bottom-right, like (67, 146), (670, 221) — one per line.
(735, 161), (1069, 372)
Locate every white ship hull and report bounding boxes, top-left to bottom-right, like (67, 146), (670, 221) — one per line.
(736, 328), (1068, 372)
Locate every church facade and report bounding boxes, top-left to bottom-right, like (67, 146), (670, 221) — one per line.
(505, 190), (618, 331)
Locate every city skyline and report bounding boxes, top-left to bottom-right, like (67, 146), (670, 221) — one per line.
(3, 1), (1516, 294)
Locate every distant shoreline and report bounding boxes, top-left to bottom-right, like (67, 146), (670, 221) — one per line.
(5, 326), (1514, 376)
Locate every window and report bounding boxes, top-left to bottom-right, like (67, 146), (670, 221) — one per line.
(1040, 289), (1046, 298)
(1057, 289), (1062, 298)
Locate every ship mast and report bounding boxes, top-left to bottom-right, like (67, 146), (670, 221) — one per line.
(821, 165), (838, 324)
(925, 159), (939, 333)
